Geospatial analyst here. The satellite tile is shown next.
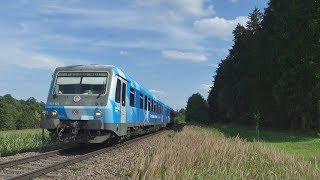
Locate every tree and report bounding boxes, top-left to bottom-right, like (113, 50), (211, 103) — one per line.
(0, 94), (45, 130)
(0, 96), (16, 130)
(208, 1), (320, 130)
(178, 108), (186, 115)
(185, 93), (209, 123)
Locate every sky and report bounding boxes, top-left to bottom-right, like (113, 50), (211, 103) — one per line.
(0, 0), (268, 110)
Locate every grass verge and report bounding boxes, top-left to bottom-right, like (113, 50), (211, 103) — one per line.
(133, 126), (319, 179)
(0, 129), (68, 157)
(210, 123), (320, 165)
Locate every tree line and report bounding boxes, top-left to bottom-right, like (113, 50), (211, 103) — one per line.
(0, 94), (45, 131)
(185, 0), (320, 131)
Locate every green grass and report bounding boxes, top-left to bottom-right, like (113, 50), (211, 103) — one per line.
(69, 165), (82, 171)
(208, 123), (320, 165)
(0, 129), (68, 157)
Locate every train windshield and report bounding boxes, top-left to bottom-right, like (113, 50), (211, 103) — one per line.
(53, 72), (108, 95)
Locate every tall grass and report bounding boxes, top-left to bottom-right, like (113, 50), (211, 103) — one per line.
(0, 129), (53, 156)
(134, 126), (319, 179)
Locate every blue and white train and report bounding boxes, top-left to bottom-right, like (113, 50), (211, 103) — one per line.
(41, 65), (174, 143)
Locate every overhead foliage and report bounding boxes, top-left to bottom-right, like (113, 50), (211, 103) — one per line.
(0, 94), (45, 131)
(208, 0), (320, 130)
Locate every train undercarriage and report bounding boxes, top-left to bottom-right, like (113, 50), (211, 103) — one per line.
(46, 120), (164, 144)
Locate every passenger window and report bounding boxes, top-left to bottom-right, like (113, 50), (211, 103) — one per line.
(144, 95), (147, 110)
(115, 79), (121, 103)
(155, 102), (158, 113)
(151, 100), (154, 112)
(140, 93), (144, 109)
(130, 87), (135, 107)
(121, 83), (126, 106)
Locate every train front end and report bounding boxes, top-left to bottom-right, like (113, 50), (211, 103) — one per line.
(41, 65), (114, 143)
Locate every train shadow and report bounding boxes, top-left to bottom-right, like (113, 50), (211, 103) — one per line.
(58, 144), (107, 156)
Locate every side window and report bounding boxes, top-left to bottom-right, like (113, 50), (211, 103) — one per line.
(148, 98), (151, 111)
(121, 82), (126, 106)
(144, 95), (147, 110)
(115, 79), (121, 103)
(140, 93), (144, 109)
(130, 87), (135, 107)
(151, 100), (154, 112)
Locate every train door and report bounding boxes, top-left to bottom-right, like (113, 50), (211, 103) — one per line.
(120, 79), (127, 123)
(115, 77), (127, 124)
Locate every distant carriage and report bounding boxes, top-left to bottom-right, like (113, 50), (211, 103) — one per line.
(41, 65), (173, 143)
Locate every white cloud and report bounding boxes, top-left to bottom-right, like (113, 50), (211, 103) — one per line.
(136, 0), (215, 18)
(200, 84), (211, 92)
(0, 45), (91, 70)
(36, 0), (216, 51)
(229, 0), (239, 3)
(209, 63), (218, 68)
(194, 16), (248, 40)
(0, 47), (64, 70)
(161, 50), (207, 62)
(93, 38), (204, 51)
(119, 50), (128, 55)
(149, 89), (168, 98)
(19, 23), (28, 33)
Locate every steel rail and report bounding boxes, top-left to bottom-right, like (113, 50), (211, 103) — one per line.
(0, 148), (71, 169)
(5, 130), (167, 180)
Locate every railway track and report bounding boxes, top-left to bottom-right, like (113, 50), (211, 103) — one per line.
(0, 130), (166, 180)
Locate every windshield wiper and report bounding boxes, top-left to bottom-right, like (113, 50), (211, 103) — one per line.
(97, 91), (103, 98)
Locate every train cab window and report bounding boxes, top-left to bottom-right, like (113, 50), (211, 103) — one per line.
(144, 95), (148, 110)
(121, 83), (126, 106)
(55, 72), (108, 95)
(115, 79), (121, 103)
(130, 87), (135, 107)
(140, 93), (144, 109)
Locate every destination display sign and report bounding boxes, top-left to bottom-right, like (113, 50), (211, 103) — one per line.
(57, 72), (108, 77)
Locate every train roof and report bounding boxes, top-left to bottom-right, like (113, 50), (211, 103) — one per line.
(55, 64), (115, 71)
(54, 64), (172, 109)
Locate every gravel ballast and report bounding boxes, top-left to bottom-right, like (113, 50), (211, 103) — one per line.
(32, 130), (171, 180)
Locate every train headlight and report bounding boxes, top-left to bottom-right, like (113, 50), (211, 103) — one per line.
(95, 110), (102, 118)
(51, 110), (58, 117)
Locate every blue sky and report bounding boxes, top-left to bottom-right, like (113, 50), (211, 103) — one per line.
(0, 0), (268, 110)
